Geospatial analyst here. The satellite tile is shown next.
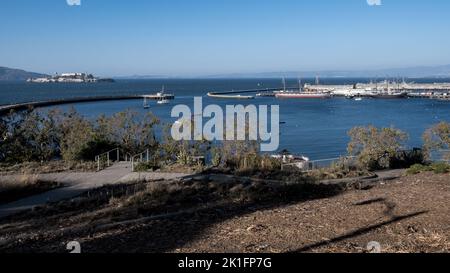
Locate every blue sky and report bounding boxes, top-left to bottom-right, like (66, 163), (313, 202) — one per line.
(1, 0), (450, 76)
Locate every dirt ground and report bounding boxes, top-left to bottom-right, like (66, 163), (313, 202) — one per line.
(0, 180), (62, 205)
(0, 172), (448, 253)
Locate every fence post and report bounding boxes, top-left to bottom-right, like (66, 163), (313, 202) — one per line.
(131, 157), (134, 172)
(97, 157), (100, 172)
(117, 149), (120, 162)
(107, 153), (110, 167)
(146, 149), (149, 163)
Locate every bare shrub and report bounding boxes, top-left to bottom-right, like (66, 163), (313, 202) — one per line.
(423, 122), (450, 161)
(348, 126), (408, 170)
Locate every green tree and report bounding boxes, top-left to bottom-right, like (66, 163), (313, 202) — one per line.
(348, 125), (408, 170)
(58, 108), (96, 161)
(97, 110), (160, 156)
(423, 122), (450, 160)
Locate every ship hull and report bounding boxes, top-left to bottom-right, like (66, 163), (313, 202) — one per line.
(371, 92), (408, 99)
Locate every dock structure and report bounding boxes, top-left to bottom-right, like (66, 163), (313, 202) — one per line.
(207, 88), (281, 99)
(207, 93), (255, 99)
(305, 82), (450, 93)
(0, 93), (175, 116)
(302, 81), (450, 99)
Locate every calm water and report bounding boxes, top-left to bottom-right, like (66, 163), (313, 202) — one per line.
(1, 78), (450, 160)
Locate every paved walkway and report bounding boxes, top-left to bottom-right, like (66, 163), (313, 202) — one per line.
(0, 162), (188, 219)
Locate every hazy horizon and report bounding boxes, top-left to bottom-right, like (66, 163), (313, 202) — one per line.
(2, 0), (450, 77)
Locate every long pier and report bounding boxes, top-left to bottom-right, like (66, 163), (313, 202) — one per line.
(0, 94), (175, 116)
(305, 82), (450, 93)
(207, 87), (281, 99)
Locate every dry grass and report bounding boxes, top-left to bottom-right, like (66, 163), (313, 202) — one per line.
(159, 163), (204, 174)
(0, 175), (61, 205)
(0, 161), (97, 175)
(0, 172), (448, 253)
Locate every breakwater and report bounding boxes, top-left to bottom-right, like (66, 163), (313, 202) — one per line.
(0, 94), (175, 116)
(207, 87), (281, 99)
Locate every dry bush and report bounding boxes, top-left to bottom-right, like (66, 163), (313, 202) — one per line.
(423, 122), (450, 161)
(348, 126), (409, 170)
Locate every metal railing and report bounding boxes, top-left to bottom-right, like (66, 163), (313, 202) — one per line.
(94, 148), (132, 171)
(131, 149), (151, 172)
(94, 147), (155, 172)
(95, 148), (120, 171)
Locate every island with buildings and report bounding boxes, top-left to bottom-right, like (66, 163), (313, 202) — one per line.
(27, 73), (114, 83)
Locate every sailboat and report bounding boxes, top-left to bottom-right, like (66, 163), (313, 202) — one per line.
(275, 76), (331, 99)
(157, 85), (170, 104)
(371, 80), (407, 99)
(143, 97), (150, 109)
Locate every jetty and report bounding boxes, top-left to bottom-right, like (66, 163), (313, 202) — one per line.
(207, 88), (280, 99)
(207, 93), (255, 99)
(0, 93), (175, 116)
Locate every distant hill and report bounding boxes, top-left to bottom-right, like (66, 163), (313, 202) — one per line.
(0, 67), (48, 81)
(115, 74), (171, 80)
(204, 65), (450, 79)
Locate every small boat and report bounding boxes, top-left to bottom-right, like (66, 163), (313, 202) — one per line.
(157, 99), (170, 105)
(143, 97), (150, 109)
(156, 85), (172, 104)
(354, 97), (363, 101)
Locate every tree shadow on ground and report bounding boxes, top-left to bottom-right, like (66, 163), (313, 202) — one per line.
(70, 182), (347, 253)
(2, 179), (428, 253)
(289, 210), (428, 253)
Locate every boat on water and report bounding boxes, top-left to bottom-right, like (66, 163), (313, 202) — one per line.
(157, 99), (170, 104)
(275, 77), (331, 99)
(156, 86), (173, 104)
(371, 92), (408, 99)
(142, 85), (174, 108)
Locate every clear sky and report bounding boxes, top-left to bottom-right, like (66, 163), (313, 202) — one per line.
(1, 0), (450, 77)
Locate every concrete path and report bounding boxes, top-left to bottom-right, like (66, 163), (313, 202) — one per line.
(0, 162), (188, 219)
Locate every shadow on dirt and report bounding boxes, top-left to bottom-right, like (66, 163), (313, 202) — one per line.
(289, 210), (428, 253)
(1, 178), (348, 253)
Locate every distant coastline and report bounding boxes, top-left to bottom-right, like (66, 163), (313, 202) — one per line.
(2, 64), (450, 82)
(27, 72), (115, 83)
